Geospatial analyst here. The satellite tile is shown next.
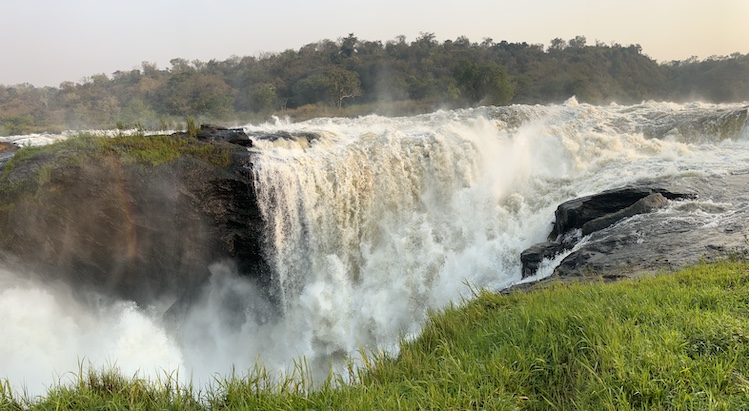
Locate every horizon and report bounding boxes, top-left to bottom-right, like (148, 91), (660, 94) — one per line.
(2, 0), (748, 88)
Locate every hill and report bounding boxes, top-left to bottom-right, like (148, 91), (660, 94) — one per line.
(1, 33), (748, 135)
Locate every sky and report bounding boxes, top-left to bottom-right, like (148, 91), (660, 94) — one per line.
(1, 0), (748, 87)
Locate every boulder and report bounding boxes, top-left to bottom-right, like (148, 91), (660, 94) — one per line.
(520, 242), (565, 278)
(549, 186), (694, 240)
(195, 124), (253, 147)
(522, 185), (695, 278)
(520, 171), (749, 283)
(581, 192), (668, 236)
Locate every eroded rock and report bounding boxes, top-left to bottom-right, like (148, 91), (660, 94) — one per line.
(521, 172), (749, 283)
(549, 186), (694, 241)
(522, 185), (695, 279)
(581, 192), (668, 236)
(520, 242), (566, 278)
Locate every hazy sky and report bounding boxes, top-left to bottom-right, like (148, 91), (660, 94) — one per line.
(2, 0), (747, 87)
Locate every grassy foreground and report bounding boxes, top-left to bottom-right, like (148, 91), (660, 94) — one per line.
(3, 261), (749, 410)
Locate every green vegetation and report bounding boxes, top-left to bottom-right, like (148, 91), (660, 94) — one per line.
(1, 33), (748, 135)
(0, 133), (232, 213)
(3, 261), (749, 409)
(2, 132), (231, 174)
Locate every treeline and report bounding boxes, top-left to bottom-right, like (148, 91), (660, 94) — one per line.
(1, 33), (748, 135)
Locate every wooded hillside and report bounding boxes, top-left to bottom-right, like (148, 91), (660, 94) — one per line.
(1, 33), (748, 135)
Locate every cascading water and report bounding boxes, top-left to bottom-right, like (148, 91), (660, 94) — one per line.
(1, 99), (748, 395)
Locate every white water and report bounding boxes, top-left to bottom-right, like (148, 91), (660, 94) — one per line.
(0, 128), (164, 147)
(1, 99), (748, 396)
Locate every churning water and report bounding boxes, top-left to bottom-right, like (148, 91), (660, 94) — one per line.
(1, 98), (748, 395)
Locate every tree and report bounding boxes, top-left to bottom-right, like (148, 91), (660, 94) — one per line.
(162, 72), (233, 118)
(454, 61), (514, 105)
(292, 67), (362, 108)
(339, 33), (358, 58)
(0, 114), (34, 136)
(249, 83), (277, 113)
(3, 32), (749, 131)
(568, 35), (587, 49)
(324, 67), (363, 108)
(549, 38), (566, 51)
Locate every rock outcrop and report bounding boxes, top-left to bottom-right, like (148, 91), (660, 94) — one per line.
(521, 172), (749, 283)
(0, 131), (273, 313)
(580, 193), (668, 236)
(195, 124), (253, 147)
(547, 186), (694, 240)
(521, 185), (696, 279)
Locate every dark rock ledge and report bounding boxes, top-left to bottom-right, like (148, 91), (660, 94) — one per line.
(515, 173), (749, 293)
(521, 185), (696, 279)
(171, 124), (254, 147)
(0, 125), (274, 319)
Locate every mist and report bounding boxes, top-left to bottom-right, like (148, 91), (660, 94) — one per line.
(0, 261), (305, 396)
(0, 267), (182, 395)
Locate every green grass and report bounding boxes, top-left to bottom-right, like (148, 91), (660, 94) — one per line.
(55, 132), (232, 167)
(2, 132), (232, 177)
(3, 262), (749, 410)
(0, 132), (232, 207)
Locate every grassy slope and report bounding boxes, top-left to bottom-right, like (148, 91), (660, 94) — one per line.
(0, 133), (232, 209)
(2, 133), (232, 172)
(2, 261), (749, 410)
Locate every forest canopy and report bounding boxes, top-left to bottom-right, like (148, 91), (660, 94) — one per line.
(1, 33), (748, 135)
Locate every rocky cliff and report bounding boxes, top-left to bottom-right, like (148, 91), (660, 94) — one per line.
(0, 129), (272, 311)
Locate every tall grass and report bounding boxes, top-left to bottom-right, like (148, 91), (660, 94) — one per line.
(3, 261), (749, 409)
(362, 261), (749, 410)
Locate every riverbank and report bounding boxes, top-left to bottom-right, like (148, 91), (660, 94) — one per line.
(3, 260), (748, 410)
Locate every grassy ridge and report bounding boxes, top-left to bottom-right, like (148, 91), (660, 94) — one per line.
(3, 262), (749, 410)
(0, 133), (232, 208)
(3, 133), (232, 172)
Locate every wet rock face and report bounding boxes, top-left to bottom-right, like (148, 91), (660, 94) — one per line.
(520, 242), (565, 279)
(521, 173), (749, 282)
(521, 185), (696, 279)
(548, 186), (695, 241)
(580, 193), (669, 236)
(0, 143), (271, 309)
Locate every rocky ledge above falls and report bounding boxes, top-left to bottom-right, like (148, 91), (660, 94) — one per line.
(0, 127), (273, 313)
(519, 173), (749, 287)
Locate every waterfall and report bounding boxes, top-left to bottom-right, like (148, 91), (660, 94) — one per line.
(1, 100), (748, 394)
